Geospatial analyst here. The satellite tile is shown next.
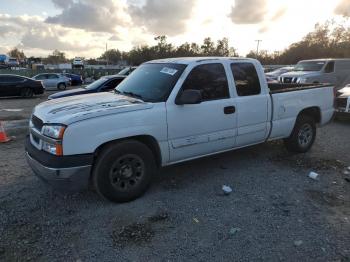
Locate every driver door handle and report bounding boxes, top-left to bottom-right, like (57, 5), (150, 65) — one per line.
(224, 106), (236, 114)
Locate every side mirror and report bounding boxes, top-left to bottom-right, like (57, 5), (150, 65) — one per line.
(175, 89), (202, 105)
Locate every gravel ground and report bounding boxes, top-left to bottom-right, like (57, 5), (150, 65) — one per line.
(0, 96), (349, 261)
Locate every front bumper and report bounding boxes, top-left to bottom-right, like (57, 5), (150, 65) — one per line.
(25, 136), (93, 192)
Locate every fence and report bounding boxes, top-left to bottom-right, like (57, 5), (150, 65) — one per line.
(0, 68), (122, 80)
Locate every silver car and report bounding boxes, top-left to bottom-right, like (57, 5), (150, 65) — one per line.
(32, 73), (70, 90)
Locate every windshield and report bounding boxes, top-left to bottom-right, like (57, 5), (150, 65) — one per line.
(83, 77), (108, 90)
(118, 67), (131, 75)
(294, 61), (325, 72)
(115, 63), (187, 102)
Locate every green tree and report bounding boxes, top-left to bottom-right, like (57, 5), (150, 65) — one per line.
(201, 37), (215, 56)
(44, 50), (67, 64)
(8, 48), (26, 60)
(100, 49), (122, 64)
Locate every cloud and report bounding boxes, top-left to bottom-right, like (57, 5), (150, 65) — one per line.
(51, 0), (74, 9)
(46, 0), (128, 33)
(334, 0), (350, 17)
(0, 14), (98, 56)
(128, 0), (196, 36)
(109, 35), (121, 41)
(271, 6), (287, 21)
(229, 0), (267, 24)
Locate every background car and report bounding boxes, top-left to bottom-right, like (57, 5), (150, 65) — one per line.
(117, 66), (137, 76)
(32, 73), (70, 90)
(62, 73), (83, 86)
(265, 66), (294, 81)
(335, 84), (350, 119)
(0, 74), (44, 98)
(48, 74), (126, 99)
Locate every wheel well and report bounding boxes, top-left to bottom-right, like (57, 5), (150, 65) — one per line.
(57, 82), (66, 86)
(297, 107), (321, 123)
(94, 135), (162, 167)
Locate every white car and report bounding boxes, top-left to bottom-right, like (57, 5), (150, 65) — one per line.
(32, 73), (70, 90)
(72, 57), (84, 68)
(335, 84), (350, 116)
(26, 57), (334, 202)
(279, 59), (350, 87)
(266, 66), (294, 81)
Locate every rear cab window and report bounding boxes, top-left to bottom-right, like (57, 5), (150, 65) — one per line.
(231, 63), (261, 96)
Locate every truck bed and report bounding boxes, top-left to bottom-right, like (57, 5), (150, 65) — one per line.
(268, 83), (331, 94)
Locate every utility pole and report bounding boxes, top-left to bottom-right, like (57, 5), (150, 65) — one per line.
(106, 42), (108, 66)
(255, 40), (262, 58)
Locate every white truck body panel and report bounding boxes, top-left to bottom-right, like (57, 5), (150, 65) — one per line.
(29, 57), (334, 167)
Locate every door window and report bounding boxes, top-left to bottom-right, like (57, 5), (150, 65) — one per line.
(231, 63), (261, 96)
(48, 74), (59, 79)
(324, 61), (335, 73)
(181, 63), (229, 101)
(35, 75), (47, 80)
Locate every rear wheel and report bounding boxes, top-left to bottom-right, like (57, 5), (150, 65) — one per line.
(93, 140), (156, 203)
(284, 115), (316, 153)
(20, 88), (33, 98)
(57, 83), (66, 90)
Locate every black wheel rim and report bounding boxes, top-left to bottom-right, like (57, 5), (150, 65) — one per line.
(109, 154), (145, 191)
(298, 123), (313, 147)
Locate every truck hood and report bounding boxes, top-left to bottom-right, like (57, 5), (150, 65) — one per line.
(280, 71), (320, 78)
(33, 92), (153, 125)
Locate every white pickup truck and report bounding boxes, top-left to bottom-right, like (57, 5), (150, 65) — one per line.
(25, 57), (335, 202)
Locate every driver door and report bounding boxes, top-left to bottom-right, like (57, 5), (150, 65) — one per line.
(166, 62), (237, 163)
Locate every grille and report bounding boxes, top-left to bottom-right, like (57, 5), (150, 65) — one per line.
(283, 77), (292, 83)
(335, 98), (348, 108)
(31, 115), (44, 131)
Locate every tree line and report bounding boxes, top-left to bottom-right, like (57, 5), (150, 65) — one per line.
(5, 20), (350, 66)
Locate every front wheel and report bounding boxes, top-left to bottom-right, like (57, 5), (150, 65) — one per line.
(57, 83), (66, 90)
(20, 88), (33, 98)
(92, 140), (156, 203)
(284, 115), (316, 153)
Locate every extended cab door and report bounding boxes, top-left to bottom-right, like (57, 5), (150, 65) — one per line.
(230, 62), (270, 147)
(166, 62), (237, 163)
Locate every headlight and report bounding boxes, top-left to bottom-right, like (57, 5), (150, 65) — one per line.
(42, 141), (63, 155)
(42, 125), (66, 139)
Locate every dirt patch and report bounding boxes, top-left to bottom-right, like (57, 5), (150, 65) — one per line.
(306, 190), (346, 207)
(111, 211), (170, 247)
(270, 154), (346, 172)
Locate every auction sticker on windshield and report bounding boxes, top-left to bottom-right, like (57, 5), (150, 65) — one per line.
(160, 67), (178, 76)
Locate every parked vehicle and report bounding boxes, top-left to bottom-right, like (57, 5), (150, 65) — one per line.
(265, 66), (294, 80)
(25, 57), (334, 202)
(335, 84), (350, 118)
(32, 73), (70, 90)
(63, 73), (83, 86)
(48, 74), (126, 99)
(0, 54), (9, 67)
(0, 74), (44, 98)
(7, 58), (19, 67)
(72, 57), (84, 69)
(118, 66), (137, 76)
(279, 59), (350, 87)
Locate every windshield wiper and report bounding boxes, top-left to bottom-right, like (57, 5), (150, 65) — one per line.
(115, 90), (144, 101)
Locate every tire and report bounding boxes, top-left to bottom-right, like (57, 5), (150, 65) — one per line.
(20, 88), (33, 98)
(57, 83), (66, 90)
(92, 140), (156, 203)
(284, 115), (316, 153)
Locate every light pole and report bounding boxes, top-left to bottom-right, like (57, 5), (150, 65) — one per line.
(255, 40), (262, 58)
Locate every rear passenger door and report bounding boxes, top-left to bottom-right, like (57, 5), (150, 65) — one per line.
(230, 62), (269, 147)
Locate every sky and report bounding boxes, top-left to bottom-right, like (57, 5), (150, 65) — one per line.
(0, 0), (349, 58)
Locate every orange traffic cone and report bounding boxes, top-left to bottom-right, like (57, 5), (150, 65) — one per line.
(0, 121), (10, 143)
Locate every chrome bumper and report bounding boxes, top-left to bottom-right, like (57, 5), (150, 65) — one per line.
(26, 152), (91, 192)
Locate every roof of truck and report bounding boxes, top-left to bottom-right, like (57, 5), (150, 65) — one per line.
(299, 58), (350, 62)
(146, 57), (256, 65)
